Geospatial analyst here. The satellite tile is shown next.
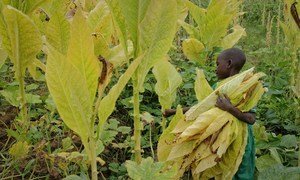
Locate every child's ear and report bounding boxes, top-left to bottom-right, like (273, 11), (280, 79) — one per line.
(227, 59), (232, 68)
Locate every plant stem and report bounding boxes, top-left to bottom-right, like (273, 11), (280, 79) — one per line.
(161, 107), (167, 130)
(18, 76), (28, 129)
(133, 72), (142, 164)
(89, 137), (98, 180)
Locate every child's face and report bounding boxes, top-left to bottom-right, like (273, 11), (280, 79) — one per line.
(216, 56), (231, 80)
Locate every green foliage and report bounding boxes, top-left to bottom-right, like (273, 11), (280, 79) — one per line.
(9, 141), (29, 159)
(125, 157), (177, 180)
(181, 0), (245, 64)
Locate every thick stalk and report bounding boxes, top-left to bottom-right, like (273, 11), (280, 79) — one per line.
(89, 138), (98, 180)
(18, 76), (28, 128)
(133, 72), (142, 163)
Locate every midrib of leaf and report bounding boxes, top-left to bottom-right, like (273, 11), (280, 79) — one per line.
(13, 16), (21, 78)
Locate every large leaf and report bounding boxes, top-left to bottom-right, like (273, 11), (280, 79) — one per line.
(88, 0), (110, 31)
(45, 0), (70, 54)
(0, 6), (42, 78)
(185, 0), (206, 26)
(153, 58), (182, 110)
(105, 0), (128, 57)
(67, 10), (100, 104)
(118, 0), (151, 52)
(98, 55), (143, 128)
(136, 0), (178, 91)
(46, 46), (91, 144)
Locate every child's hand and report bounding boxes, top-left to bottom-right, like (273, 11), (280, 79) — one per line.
(215, 94), (234, 112)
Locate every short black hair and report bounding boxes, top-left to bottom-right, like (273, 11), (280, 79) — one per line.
(218, 48), (246, 71)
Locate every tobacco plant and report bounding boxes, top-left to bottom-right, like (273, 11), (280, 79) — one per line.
(43, 1), (142, 179)
(181, 0), (246, 64)
(0, 1), (45, 129)
(106, 0), (181, 163)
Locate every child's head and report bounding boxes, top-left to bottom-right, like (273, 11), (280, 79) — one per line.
(216, 48), (246, 80)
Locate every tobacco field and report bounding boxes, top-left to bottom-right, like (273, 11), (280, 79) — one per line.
(0, 0), (299, 179)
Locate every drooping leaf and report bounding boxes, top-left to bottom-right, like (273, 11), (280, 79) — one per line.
(0, 6), (42, 78)
(153, 58), (182, 110)
(98, 55), (143, 128)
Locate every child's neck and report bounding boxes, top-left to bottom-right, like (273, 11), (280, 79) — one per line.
(229, 69), (240, 77)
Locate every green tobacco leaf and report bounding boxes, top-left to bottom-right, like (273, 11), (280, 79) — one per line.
(45, 0), (70, 54)
(106, 0), (128, 57)
(46, 46), (91, 144)
(0, 6), (42, 79)
(67, 10), (100, 104)
(185, 0), (206, 26)
(221, 25), (246, 49)
(107, 42), (133, 68)
(280, 135), (297, 148)
(0, 46), (7, 69)
(98, 55), (143, 129)
(182, 38), (205, 63)
(25, 0), (49, 15)
(153, 58), (182, 110)
(137, 0), (178, 91)
(194, 68), (213, 101)
(125, 157), (177, 180)
(0, 88), (19, 106)
(258, 164), (300, 180)
(256, 154), (281, 172)
(118, 0), (150, 51)
(178, 20), (200, 39)
(88, 0), (110, 31)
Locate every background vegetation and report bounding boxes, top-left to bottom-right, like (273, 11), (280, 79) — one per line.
(0, 0), (299, 179)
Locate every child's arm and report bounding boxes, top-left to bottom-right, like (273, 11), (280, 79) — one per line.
(163, 107), (190, 118)
(215, 94), (256, 125)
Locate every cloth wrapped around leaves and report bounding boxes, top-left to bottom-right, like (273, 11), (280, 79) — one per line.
(157, 68), (266, 179)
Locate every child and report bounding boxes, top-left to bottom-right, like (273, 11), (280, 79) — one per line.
(164, 48), (255, 179)
(214, 48), (255, 180)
